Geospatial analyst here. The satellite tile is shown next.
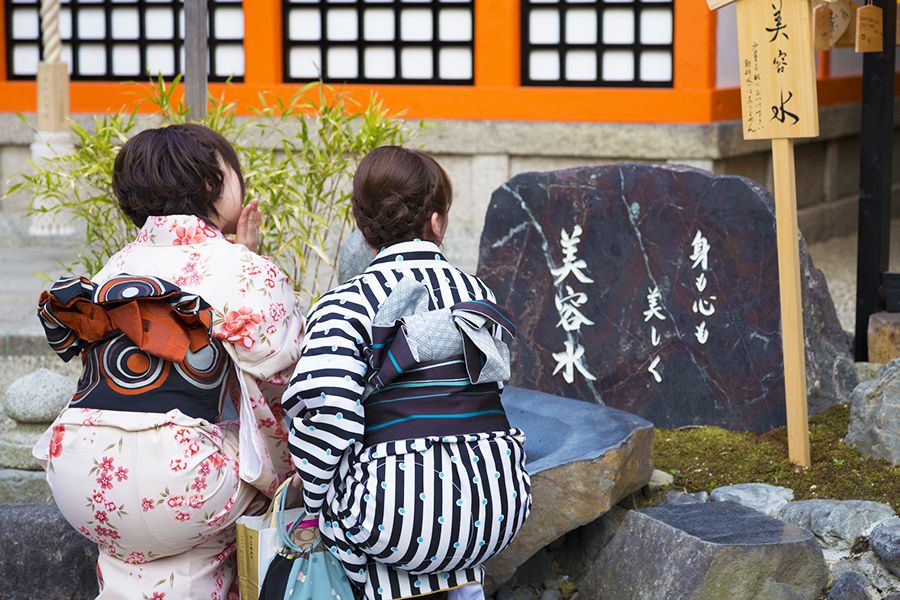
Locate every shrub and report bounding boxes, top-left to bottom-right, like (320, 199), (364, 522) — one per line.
(6, 76), (419, 302)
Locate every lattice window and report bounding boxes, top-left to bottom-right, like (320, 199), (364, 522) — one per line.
(4, 0), (245, 81)
(521, 0), (673, 87)
(283, 0), (474, 84)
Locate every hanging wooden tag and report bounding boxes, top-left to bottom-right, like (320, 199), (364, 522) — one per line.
(814, 4), (836, 49)
(814, 0), (854, 48)
(855, 4), (884, 52)
(835, 3), (859, 47)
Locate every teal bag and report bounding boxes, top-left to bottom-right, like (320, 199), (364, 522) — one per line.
(259, 485), (356, 600)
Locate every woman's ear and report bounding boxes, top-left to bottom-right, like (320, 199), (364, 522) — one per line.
(429, 211), (447, 244)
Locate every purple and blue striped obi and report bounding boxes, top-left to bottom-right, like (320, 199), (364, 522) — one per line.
(362, 278), (516, 446)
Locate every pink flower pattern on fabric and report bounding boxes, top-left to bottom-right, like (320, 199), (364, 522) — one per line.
(219, 307), (263, 349)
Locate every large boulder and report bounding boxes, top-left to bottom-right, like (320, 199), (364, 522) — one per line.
(777, 500), (896, 550)
(583, 502), (828, 599)
(487, 387), (654, 589)
(845, 358), (900, 465)
(478, 164), (856, 431)
(0, 502), (97, 599)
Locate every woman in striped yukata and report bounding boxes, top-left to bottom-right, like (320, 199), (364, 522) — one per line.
(282, 147), (532, 600)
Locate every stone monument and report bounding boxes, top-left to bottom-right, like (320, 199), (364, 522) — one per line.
(478, 164), (856, 431)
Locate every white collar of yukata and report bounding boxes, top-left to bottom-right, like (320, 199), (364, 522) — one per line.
(368, 239), (447, 268)
(135, 214), (225, 247)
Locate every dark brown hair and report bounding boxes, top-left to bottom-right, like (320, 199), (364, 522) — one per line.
(112, 124), (244, 227)
(351, 146), (453, 249)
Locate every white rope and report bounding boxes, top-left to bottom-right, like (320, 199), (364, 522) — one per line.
(39, 0), (62, 64)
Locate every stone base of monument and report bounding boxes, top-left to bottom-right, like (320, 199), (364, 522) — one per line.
(486, 387), (654, 590)
(583, 502), (828, 600)
(869, 312), (900, 364)
(0, 502), (97, 600)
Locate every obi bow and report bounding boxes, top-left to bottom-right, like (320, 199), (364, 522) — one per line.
(365, 278), (516, 391)
(37, 274), (214, 363)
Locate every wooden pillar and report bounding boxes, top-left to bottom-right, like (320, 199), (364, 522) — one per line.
(854, 0), (896, 361)
(185, 0), (209, 121)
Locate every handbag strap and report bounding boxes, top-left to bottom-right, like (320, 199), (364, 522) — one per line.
(274, 479), (323, 554)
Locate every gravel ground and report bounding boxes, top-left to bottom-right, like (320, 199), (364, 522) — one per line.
(808, 219), (900, 332)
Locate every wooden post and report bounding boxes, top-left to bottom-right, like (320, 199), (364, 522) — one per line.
(708, 0), (818, 466)
(37, 0), (67, 132)
(854, 0), (895, 361)
(185, 0), (208, 121)
(772, 138), (811, 466)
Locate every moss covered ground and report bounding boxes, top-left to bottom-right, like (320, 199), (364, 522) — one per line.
(649, 404), (899, 511)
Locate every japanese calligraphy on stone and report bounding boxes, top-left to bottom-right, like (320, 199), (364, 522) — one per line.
(551, 225), (597, 384)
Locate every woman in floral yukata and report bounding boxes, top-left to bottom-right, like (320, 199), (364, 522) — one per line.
(283, 147), (532, 600)
(32, 124), (304, 599)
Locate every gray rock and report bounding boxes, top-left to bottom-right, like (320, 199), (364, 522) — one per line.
(870, 517), (900, 577)
(0, 502), (97, 599)
(2, 368), (73, 423)
(830, 552), (900, 597)
(485, 387), (654, 590)
(338, 228), (376, 283)
(648, 469), (674, 491)
(778, 500), (896, 550)
(0, 468), (51, 503)
(845, 359), (900, 466)
(512, 587), (538, 600)
(827, 572), (875, 600)
(539, 590), (562, 600)
(494, 587), (516, 600)
(664, 490), (709, 505)
(583, 502), (828, 600)
(710, 483), (794, 516)
(0, 422), (50, 470)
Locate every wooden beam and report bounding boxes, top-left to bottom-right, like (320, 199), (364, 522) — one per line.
(771, 137), (811, 468)
(854, 0), (896, 360)
(185, 0), (208, 121)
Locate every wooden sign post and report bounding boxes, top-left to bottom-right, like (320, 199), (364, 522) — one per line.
(707, 0), (818, 467)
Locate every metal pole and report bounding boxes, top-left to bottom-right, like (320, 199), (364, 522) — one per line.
(185, 0), (209, 121)
(854, 0), (896, 361)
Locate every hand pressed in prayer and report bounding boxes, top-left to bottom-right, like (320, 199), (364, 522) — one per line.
(235, 199), (261, 253)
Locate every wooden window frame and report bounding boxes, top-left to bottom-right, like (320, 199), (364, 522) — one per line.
(0, 0), (874, 124)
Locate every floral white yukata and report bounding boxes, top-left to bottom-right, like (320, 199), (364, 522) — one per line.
(32, 214), (304, 600)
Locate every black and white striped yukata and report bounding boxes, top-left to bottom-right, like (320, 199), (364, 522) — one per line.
(282, 240), (532, 600)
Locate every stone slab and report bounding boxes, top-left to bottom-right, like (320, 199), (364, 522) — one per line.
(478, 163), (856, 431)
(0, 467), (51, 503)
(0, 422), (48, 470)
(0, 502), (97, 600)
(485, 387), (654, 589)
(584, 502), (828, 600)
(869, 312), (900, 364)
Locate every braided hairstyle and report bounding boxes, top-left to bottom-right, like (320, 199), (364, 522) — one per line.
(351, 146), (453, 249)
